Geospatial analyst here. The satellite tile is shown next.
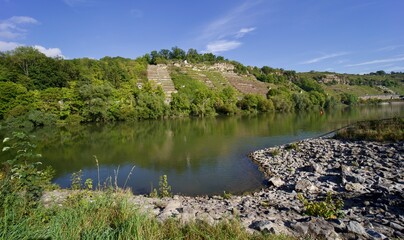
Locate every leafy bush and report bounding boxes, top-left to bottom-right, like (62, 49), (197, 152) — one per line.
(1, 132), (54, 215)
(297, 192), (344, 219)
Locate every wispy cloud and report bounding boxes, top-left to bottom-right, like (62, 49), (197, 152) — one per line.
(205, 40), (242, 54)
(300, 52), (349, 64)
(200, 1), (261, 53)
(346, 56), (404, 67)
(0, 16), (38, 39)
(377, 45), (404, 52)
(235, 27), (256, 38)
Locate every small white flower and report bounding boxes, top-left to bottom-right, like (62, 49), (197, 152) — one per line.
(2, 138), (10, 143)
(2, 147), (10, 152)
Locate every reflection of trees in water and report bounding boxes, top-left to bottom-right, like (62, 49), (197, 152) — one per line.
(1, 104), (403, 178)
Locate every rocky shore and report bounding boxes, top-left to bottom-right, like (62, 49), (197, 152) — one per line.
(42, 138), (403, 239)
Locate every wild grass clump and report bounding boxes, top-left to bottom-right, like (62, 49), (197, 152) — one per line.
(285, 143), (299, 151)
(270, 149), (280, 156)
(334, 117), (404, 141)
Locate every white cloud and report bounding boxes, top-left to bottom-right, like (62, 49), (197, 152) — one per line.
(205, 40), (242, 53)
(235, 27), (256, 38)
(301, 52), (349, 64)
(0, 16), (38, 39)
(0, 41), (64, 58)
(0, 41), (21, 51)
(34, 45), (65, 58)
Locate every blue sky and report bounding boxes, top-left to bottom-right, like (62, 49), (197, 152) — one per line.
(1, 0), (403, 74)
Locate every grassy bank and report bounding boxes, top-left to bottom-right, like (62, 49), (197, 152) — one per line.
(334, 117), (404, 141)
(0, 133), (292, 240)
(2, 189), (293, 240)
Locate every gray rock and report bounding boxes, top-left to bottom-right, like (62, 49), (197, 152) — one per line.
(269, 176), (285, 187)
(305, 218), (341, 239)
(344, 182), (365, 192)
(249, 220), (289, 235)
(291, 222), (309, 235)
(347, 221), (368, 237)
(295, 179), (318, 193)
(366, 229), (388, 239)
(311, 163), (324, 174)
(329, 219), (346, 232)
(390, 222), (404, 231)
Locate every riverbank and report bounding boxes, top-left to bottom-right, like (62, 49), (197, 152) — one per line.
(42, 137), (403, 239)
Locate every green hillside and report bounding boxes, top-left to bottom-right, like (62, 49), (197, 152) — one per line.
(0, 46), (403, 128)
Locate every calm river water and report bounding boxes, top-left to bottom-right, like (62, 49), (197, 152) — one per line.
(1, 103), (403, 195)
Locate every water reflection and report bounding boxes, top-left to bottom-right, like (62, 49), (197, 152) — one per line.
(1, 104), (403, 195)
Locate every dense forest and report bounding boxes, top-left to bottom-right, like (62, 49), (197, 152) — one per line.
(0, 46), (403, 128)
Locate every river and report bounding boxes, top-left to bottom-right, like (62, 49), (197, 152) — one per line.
(1, 103), (403, 196)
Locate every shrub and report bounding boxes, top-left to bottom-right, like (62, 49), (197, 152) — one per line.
(297, 192), (344, 219)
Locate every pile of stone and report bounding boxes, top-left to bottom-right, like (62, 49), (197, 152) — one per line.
(42, 138), (403, 239)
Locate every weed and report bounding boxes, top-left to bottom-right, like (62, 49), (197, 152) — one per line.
(270, 149), (280, 156)
(159, 174), (172, 198)
(150, 174), (173, 198)
(223, 191), (232, 200)
(70, 170), (83, 190)
(285, 143), (299, 151)
(297, 192), (344, 219)
(84, 178), (93, 190)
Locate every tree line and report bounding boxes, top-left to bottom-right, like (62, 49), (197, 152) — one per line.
(1, 46), (376, 129)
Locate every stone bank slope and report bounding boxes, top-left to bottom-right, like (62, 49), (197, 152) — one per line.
(147, 64), (177, 103)
(250, 138), (403, 239)
(43, 138), (403, 239)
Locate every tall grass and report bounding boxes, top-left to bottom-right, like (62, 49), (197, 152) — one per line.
(1, 189), (293, 240)
(0, 132), (294, 239)
(334, 117), (403, 141)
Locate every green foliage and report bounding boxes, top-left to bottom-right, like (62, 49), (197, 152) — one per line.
(291, 93), (312, 111)
(149, 174), (173, 198)
(71, 170), (83, 190)
(237, 94), (274, 113)
(285, 143), (299, 151)
(0, 82), (27, 119)
(294, 77), (324, 93)
(0, 188), (291, 239)
(339, 93), (358, 105)
(158, 174), (172, 198)
(334, 118), (404, 141)
(270, 149), (280, 156)
(297, 192), (344, 219)
(270, 96), (294, 112)
(223, 191), (232, 200)
(0, 132), (54, 219)
(1, 45), (402, 124)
